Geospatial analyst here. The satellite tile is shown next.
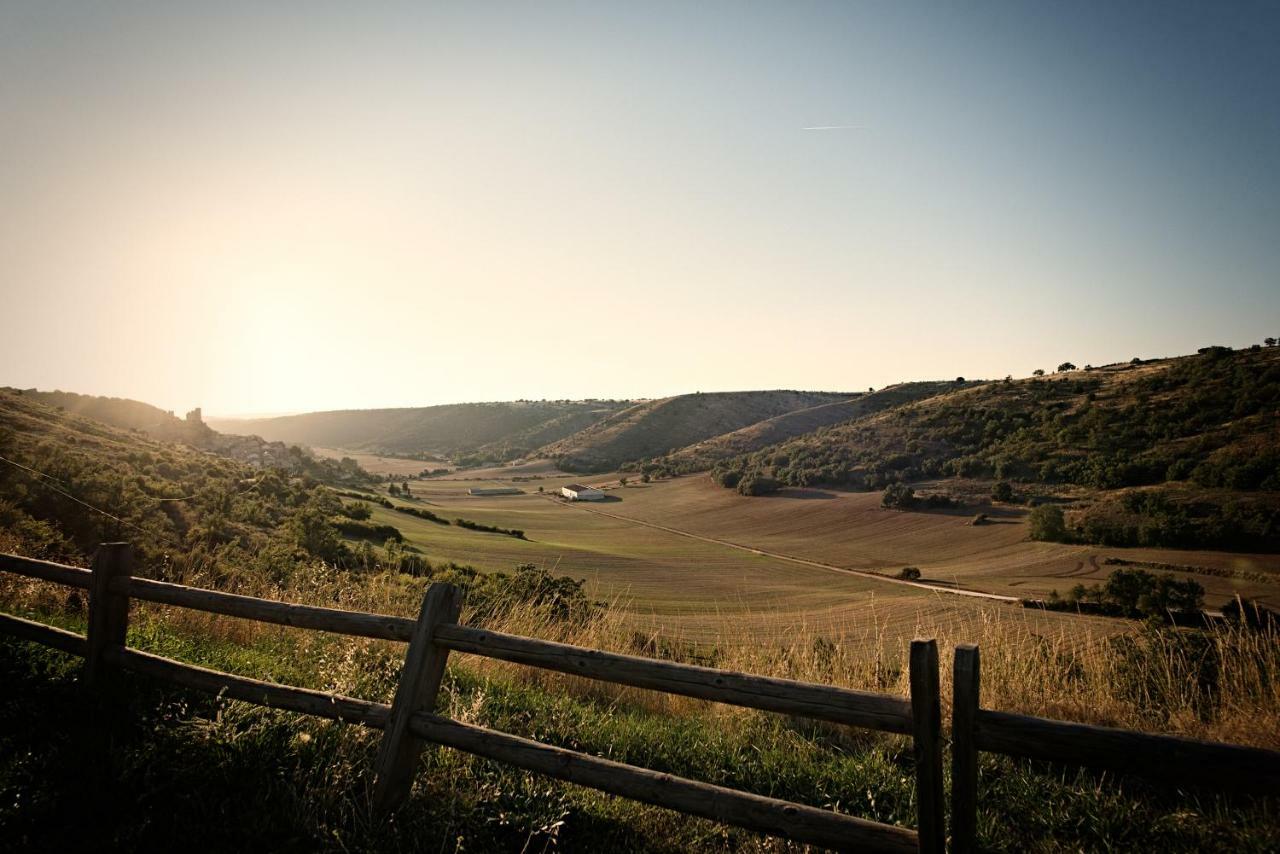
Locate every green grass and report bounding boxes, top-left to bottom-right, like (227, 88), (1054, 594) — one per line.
(2, 603), (1277, 853)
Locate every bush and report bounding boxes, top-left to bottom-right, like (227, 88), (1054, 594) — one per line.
(991, 481), (1014, 503)
(881, 482), (916, 509)
(896, 566), (921, 580)
(737, 475), (780, 496)
(1028, 504), (1068, 542)
(713, 469), (742, 489)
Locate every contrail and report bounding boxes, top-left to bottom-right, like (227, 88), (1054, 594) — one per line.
(802, 125), (863, 130)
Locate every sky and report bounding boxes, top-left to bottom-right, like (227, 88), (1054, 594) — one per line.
(2, 2), (1278, 416)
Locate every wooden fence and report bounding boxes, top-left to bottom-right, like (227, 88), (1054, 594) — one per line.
(949, 644), (1280, 853)
(4, 546), (1279, 852)
(0, 546), (938, 853)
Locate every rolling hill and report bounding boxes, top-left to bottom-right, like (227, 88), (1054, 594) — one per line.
(208, 400), (629, 460)
(709, 347), (1280, 551)
(535, 390), (854, 472)
(659, 382), (967, 472)
(14, 389), (364, 481)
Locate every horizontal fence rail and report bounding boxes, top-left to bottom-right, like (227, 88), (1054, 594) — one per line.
(950, 643), (1280, 854)
(0, 547), (936, 853)
(0, 552), (92, 589)
(410, 712), (920, 854)
(973, 709), (1280, 792)
(434, 623), (914, 733)
(114, 575), (416, 642)
(0, 611), (88, 656)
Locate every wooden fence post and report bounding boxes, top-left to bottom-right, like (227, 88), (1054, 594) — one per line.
(909, 639), (944, 854)
(951, 644), (980, 854)
(84, 542), (133, 690)
(372, 583), (463, 814)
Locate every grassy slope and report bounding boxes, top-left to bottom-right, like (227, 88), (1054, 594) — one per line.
(721, 349), (1280, 492)
(209, 401), (629, 457)
(663, 382), (965, 470)
(2, 593), (1276, 853)
(538, 391), (853, 473)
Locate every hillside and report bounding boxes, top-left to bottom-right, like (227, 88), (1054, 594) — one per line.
(659, 382), (967, 472)
(537, 390), (853, 473)
(209, 400), (629, 460)
(713, 346), (1280, 550)
(0, 388), (345, 568)
(17, 389), (364, 482)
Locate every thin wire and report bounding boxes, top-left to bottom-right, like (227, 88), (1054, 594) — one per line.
(0, 452), (182, 548)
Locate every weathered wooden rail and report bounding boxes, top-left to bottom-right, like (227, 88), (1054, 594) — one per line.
(0, 546), (938, 853)
(5, 547), (1278, 851)
(949, 644), (1280, 853)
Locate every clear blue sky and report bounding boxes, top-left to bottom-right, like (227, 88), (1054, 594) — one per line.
(2, 2), (1277, 414)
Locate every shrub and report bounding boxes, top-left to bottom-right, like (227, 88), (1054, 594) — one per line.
(737, 475), (780, 496)
(1028, 504), (1068, 542)
(881, 483), (916, 509)
(713, 469), (742, 489)
(896, 566), (921, 580)
(991, 481), (1014, 502)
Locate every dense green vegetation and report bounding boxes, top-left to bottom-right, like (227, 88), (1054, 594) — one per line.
(1026, 489), (1280, 552)
(454, 518), (526, 539)
(0, 390), (547, 582)
(1041, 568), (1205, 617)
(710, 348), (1279, 551)
(716, 347), (1279, 494)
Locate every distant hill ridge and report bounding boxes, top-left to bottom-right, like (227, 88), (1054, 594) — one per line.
(209, 400), (631, 460)
(14, 389), (364, 481)
(660, 382), (967, 471)
(536, 390), (854, 473)
(710, 347), (1280, 494)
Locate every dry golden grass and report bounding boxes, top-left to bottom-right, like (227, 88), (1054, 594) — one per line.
(3, 546), (1277, 752)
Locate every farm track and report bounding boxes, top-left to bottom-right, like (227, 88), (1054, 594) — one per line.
(539, 491), (1019, 604)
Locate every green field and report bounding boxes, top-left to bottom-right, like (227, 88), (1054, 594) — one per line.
(344, 467), (1155, 648)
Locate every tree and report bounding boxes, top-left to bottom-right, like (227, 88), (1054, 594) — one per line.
(619, 476), (629, 487)
(640, 473), (651, 483)
(955, 376), (966, 383)
(1266, 337), (1277, 347)
(881, 482), (916, 509)
(1057, 362), (1076, 372)
(738, 475), (780, 496)
(1028, 504), (1067, 542)
(991, 481), (1014, 502)
(1032, 369), (1045, 377)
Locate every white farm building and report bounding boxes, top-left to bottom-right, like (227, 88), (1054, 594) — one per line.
(560, 484), (604, 501)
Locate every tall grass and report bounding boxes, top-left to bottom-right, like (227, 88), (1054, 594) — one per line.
(3, 553), (1277, 749)
(2, 553), (1278, 851)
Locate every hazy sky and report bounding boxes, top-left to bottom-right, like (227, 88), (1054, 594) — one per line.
(3, 2), (1278, 415)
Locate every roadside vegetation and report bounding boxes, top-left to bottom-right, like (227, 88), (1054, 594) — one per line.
(2, 555), (1277, 852)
